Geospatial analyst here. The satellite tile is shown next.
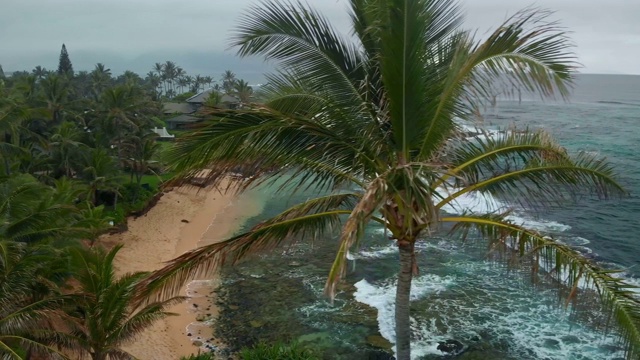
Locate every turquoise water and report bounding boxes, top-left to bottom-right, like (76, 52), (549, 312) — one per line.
(213, 74), (640, 359)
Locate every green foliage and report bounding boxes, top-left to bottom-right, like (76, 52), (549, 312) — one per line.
(120, 182), (156, 212)
(105, 205), (127, 225)
(240, 342), (318, 360)
(140, 173), (173, 189)
(0, 174), (110, 243)
(0, 241), (71, 359)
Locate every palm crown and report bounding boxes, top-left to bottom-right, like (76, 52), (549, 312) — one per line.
(144, 1), (639, 358)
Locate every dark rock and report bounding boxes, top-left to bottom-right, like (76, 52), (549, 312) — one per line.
(542, 338), (560, 350)
(366, 335), (393, 350)
(181, 219), (189, 223)
(365, 349), (396, 359)
(187, 333), (191, 337)
(437, 339), (465, 355)
(193, 303), (198, 308)
(560, 335), (580, 344)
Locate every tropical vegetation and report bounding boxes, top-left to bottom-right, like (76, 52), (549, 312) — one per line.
(0, 44), (253, 358)
(142, 0), (640, 359)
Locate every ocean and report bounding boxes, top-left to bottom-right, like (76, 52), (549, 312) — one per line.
(210, 74), (640, 360)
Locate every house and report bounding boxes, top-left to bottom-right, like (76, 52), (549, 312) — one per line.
(163, 102), (196, 116)
(186, 89), (241, 110)
(165, 114), (202, 130)
(163, 89), (241, 130)
(151, 127), (175, 139)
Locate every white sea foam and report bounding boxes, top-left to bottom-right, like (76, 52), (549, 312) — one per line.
(354, 275), (455, 358)
(358, 245), (397, 259)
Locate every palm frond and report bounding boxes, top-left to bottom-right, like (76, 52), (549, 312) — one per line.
(116, 297), (182, 343)
(165, 109), (376, 192)
(469, 8), (577, 101)
(377, 0), (463, 157)
(260, 71), (331, 117)
(0, 339), (22, 359)
(437, 149), (627, 210)
(0, 335), (69, 360)
(442, 128), (570, 181)
(443, 214), (640, 358)
(325, 176), (389, 299)
(232, 0), (365, 108)
(419, 8), (576, 159)
(104, 348), (136, 360)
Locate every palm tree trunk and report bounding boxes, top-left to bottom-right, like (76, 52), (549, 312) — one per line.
(395, 240), (414, 360)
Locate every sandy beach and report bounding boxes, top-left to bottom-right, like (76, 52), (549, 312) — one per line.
(100, 182), (263, 360)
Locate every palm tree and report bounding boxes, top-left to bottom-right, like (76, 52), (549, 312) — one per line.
(0, 241), (70, 359)
(145, 1), (639, 359)
(193, 74), (204, 93)
(40, 74), (69, 124)
(92, 86), (147, 169)
(221, 70), (236, 94)
(65, 245), (180, 360)
(119, 71), (142, 87)
(125, 130), (160, 188)
(153, 62), (164, 77)
(203, 76), (214, 89)
(48, 121), (85, 178)
(233, 79), (253, 105)
(90, 64), (112, 100)
(0, 95), (33, 175)
(153, 62), (165, 94)
(94, 63), (111, 77)
(175, 67), (186, 82)
(31, 66), (48, 80)
(0, 174), (108, 245)
(144, 72), (162, 99)
(176, 76), (189, 94)
(163, 61), (178, 96)
(81, 147), (121, 206)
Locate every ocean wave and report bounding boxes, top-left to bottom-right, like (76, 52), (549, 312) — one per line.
(596, 100), (640, 107)
(354, 275), (455, 357)
(353, 261), (627, 359)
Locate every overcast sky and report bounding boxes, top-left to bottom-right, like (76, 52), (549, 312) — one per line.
(1, 0), (638, 82)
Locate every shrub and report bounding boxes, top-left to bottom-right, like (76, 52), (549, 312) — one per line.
(240, 342), (318, 360)
(105, 205), (127, 224)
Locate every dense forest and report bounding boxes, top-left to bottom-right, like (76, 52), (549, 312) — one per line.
(0, 44), (253, 359)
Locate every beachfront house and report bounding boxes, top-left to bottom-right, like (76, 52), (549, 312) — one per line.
(185, 89), (241, 110)
(163, 89), (241, 130)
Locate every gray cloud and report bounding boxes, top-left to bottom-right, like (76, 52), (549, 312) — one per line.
(1, 0), (638, 82)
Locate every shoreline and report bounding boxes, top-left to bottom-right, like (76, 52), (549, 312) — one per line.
(100, 182), (263, 359)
